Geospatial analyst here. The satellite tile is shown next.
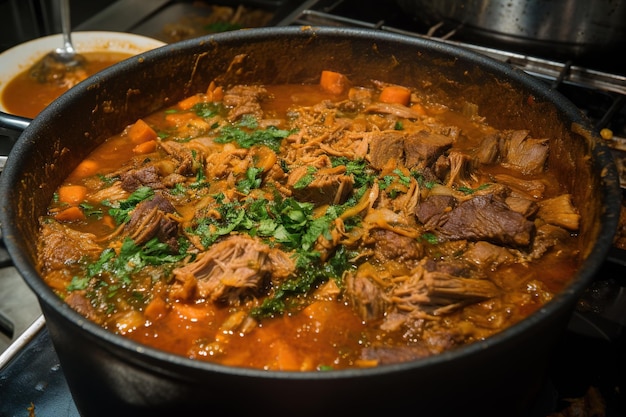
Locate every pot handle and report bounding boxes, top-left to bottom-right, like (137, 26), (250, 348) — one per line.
(0, 111), (31, 171)
(0, 111), (31, 133)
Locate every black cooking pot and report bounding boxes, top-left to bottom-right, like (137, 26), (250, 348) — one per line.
(0, 27), (621, 417)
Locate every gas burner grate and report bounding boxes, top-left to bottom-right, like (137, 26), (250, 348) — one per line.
(279, 1), (626, 96)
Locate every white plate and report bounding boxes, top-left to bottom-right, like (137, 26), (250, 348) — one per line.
(0, 31), (166, 114)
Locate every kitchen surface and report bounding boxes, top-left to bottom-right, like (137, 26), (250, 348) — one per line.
(0, 0), (625, 415)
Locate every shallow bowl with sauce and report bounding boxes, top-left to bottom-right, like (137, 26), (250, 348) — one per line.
(0, 31), (165, 119)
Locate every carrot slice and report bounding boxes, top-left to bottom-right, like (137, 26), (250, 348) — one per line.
(55, 206), (86, 222)
(320, 70), (350, 95)
(132, 139), (157, 155)
(410, 103), (427, 116)
(207, 82), (224, 102)
(58, 185), (87, 205)
(127, 119), (158, 144)
(71, 159), (100, 179)
(164, 112), (196, 127)
(102, 214), (117, 229)
(144, 296), (168, 321)
(177, 94), (202, 110)
(379, 85), (412, 106)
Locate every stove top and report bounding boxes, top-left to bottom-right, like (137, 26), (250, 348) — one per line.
(1, 1), (625, 416)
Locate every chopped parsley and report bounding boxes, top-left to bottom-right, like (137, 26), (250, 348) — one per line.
(236, 166), (264, 194)
(214, 115), (294, 152)
(458, 183), (492, 195)
(293, 166), (317, 189)
(250, 245), (353, 319)
(72, 237), (190, 296)
(105, 186), (154, 224)
(193, 102), (223, 118)
(188, 192), (335, 253)
(78, 203), (103, 219)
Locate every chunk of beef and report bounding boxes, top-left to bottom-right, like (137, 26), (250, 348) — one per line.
(536, 194), (580, 231)
(436, 194), (534, 247)
(505, 196), (538, 217)
(432, 154), (451, 180)
(124, 193), (179, 251)
(423, 257), (478, 278)
(223, 85), (268, 122)
(345, 274), (386, 322)
(38, 221), (101, 270)
(500, 130), (549, 174)
(365, 102), (422, 119)
(120, 165), (165, 192)
(493, 173), (546, 200)
(463, 241), (516, 268)
(171, 235), (295, 305)
(287, 165), (354, 205)
(427, 271), (501, 307)
(446, 150), (475, 186)
(371, 228), (423, 263)
(404, 130), (454, 170)
(65, 292), (100, 324)
(475, 132), (500, 164)
(415, 195), (457, 230)
(162, 173), (188, 188)
(159, 141), (200, 176)
(367, 130), (405, 170)
(367, 129), (455, 172)
(389, 262), (500, 316)
(529, 223), (575, 259)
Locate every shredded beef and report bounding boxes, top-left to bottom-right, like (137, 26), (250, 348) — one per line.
(288, 165), (354, 205)
(124, 193), (179, 251)
(223, 85), (268, 121)
(404, 130), (454, 170)
(120, 165), (165, 192)
(415, 195), (457, 230)
(367, 130), (405, 170)
(38, 221), (101, 270)
(159, 141), (200, 176)
(345, 274), (386, 322)
(500, 130), (549, 174)
(371, 228), (423, 263)
(434, 194), (534, 247)
(172, 235), (295, 305)
(475, 132), (500, 164)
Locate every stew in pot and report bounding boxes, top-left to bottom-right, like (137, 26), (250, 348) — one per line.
(36, 69), (582, 371)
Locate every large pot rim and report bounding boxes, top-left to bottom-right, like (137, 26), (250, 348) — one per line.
(0, 26), (621, 379)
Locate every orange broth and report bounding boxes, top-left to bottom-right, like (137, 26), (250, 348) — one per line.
(36, 76), (583, 371)
(2, 51), (132, 118)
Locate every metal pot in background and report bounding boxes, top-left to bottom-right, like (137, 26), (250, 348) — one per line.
(395, 0), (626, 62)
